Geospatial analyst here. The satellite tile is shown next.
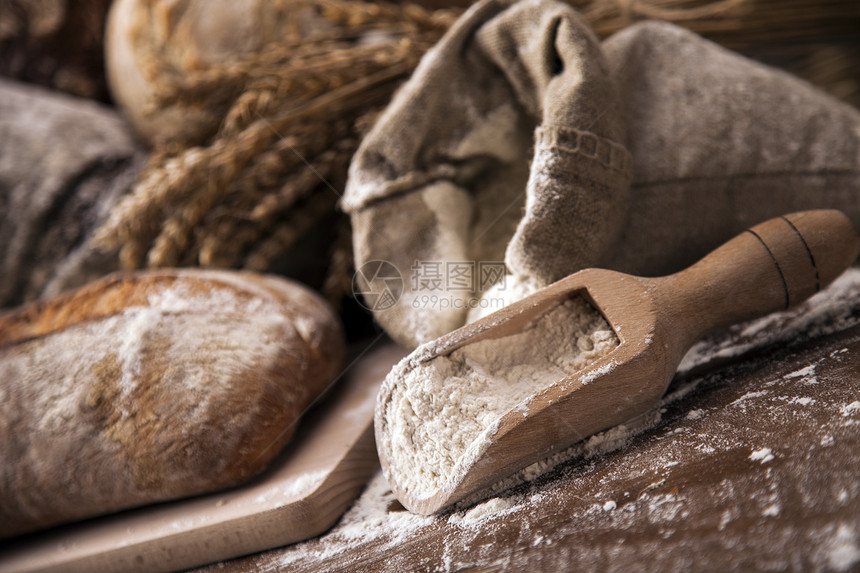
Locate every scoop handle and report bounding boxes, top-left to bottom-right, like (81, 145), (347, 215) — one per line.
(659, 209), (859, 340)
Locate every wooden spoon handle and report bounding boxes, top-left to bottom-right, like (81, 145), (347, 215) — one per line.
(658, 209), (859, 341)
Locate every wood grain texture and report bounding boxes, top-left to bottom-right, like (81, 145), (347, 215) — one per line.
(192, 265), (860, 572)
(378, 210), (859, 513)
(0, 269), (345, 539)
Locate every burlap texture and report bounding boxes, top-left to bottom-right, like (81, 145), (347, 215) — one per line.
(0, 79), (144, 308)
(345, 0), (630, 347)
(344, 0), (860, 349)
(602, 20), (860, 276)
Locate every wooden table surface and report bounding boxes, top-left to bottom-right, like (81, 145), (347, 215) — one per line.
(194, 268), (860, 572)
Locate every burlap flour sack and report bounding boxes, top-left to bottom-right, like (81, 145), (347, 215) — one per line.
(344, 0), (860, 349)
(345, 0), (630, 346)
(0, 79), (144, 309)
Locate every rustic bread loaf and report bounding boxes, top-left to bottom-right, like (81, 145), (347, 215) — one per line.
(105, 0), (329, 146)
(0, 269), (345, 539)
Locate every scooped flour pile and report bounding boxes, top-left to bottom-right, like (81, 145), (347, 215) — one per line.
(381, 296), (618, 500)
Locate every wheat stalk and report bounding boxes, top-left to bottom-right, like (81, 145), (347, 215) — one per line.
(95, 0), (859, 308)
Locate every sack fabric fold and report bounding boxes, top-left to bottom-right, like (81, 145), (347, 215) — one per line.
(344, 0), (860, 349)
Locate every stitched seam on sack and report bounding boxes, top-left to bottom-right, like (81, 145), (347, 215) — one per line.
(536, 125), (632, 175)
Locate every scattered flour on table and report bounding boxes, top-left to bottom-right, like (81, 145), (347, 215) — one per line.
(273, 398), (671, 567)
(685, 409), (704, 420)
(840, 401), (860, 416)
(782, 396), (814, 406)
(270, 372), (725, 568)
(452, 404), (667, 509)
(749, 448), (775, 464)
(333, 474), (435, 543)
(275, 472), (437, 566)
(818, 524), (860, 572)
(381, 296), (618, 500)
(730, 390), (768, 406)
(448, 497), (514, 525)
(784, 364), (817, 380)
(761, 503), (781, 517)
(262, 267), (860, 569)
(254, 470), (327, 505)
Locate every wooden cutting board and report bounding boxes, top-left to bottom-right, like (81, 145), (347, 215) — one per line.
(0, 342), (405, 573)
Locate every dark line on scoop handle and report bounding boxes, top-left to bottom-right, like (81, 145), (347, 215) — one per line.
(781, 215), (820, 293)
(746, 228), (790, 310)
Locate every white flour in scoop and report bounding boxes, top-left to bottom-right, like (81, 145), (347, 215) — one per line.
(381, 296), (618, 499)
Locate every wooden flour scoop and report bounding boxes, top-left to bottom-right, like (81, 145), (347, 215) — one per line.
(376, 210), (859, 515)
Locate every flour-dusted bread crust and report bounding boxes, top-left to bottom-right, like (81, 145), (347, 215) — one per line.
(0, 269), (345, 539)
(104, 0), (328, 146)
